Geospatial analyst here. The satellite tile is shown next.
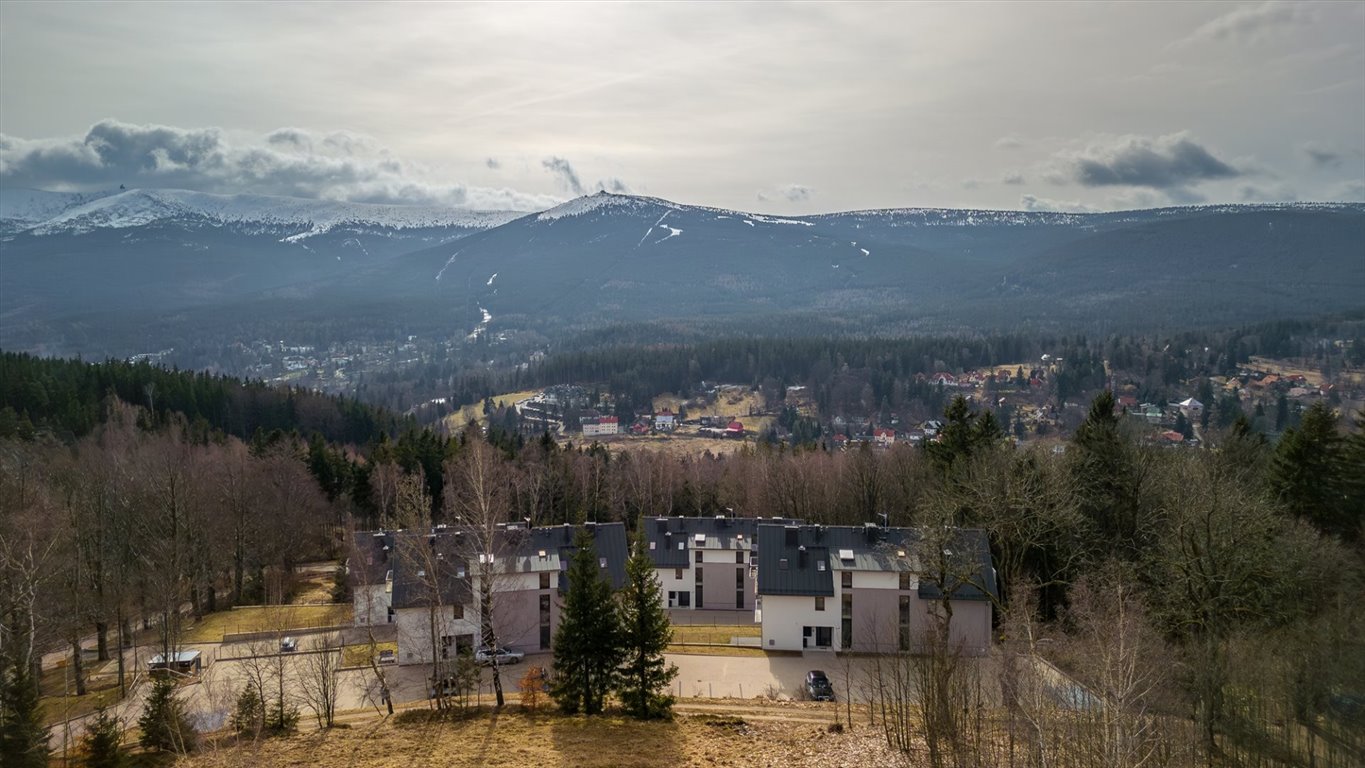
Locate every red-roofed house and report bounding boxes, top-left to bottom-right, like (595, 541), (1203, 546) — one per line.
(725, 421), (745, 438)
(581, 415), (619, 437)
(873, 427), (895, 448)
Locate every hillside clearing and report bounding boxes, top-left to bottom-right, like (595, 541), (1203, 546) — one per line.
(175, 706), (900, 767)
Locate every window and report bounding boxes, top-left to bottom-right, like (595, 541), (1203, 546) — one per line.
(677, 541), (685, 550)
(539, 594), (552, 650)
(899, 595), (912, 652)
(695, 566), (703, 583)
(815, 596), (826, 611)
(649, 541), (656, 550)
(736, 551), (744, 564)
(841, 593), (853, 649)
(539, 572), (551, 590)
(451, 603), (463, 619)
(736, 567), (744, 588)
(675, 568), (683, 580)
(599, 557), (607, 569)
(678, 591), (690, 607)
(899, 571), (911, 591)
(695, 551), (703, 564)
(816, 626), (833, 647)
(736, 589), (744, 609)
(779, 558), (789, 570)
(841, 571), (852, 588)
(817, 561), (826, 572)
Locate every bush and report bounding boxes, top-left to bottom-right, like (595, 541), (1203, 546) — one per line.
(519, 666), (547, 713)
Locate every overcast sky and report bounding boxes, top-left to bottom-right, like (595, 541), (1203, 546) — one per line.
(1, 1), (1362, 213)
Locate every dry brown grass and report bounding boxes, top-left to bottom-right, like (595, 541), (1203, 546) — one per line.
(182, 604), (352, 643)
(175, 706), (899, 768)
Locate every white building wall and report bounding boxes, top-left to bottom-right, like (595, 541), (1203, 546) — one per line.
(394, 605), (480, 665)
(353, 584), (391, 626)
(759, 594), (838, 651)
(654, 566), (694, 608)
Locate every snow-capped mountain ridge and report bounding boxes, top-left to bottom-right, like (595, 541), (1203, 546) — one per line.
(3, 187), (525, 236)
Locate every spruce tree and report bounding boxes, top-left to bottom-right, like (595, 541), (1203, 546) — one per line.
(550, 527), (623, 715)
(1071, 391), (1143, 555)
(616, 539), (678, 719)
(82, 708), (124, 768)
(138, 677), (196, 753)
(0, 654), (47, 768)
(1269, 402), (1351, 538)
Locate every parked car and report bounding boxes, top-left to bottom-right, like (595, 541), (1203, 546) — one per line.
(806, 670), (835, 701)
(474, 646), (525, 666)
(377, 649), (396, 665)
(279, 637), (298, 653)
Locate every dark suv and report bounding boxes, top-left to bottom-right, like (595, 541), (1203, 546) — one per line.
(806, 670), (835, 701)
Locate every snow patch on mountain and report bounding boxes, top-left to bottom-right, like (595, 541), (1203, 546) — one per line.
(538, 191), (679, 222)
(12, 188), (523, 236)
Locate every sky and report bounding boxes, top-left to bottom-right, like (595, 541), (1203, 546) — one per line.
(1, 1), (1362, 214)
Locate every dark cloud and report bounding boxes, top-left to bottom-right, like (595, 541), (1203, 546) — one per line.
(1066, 133), (1240, 189)
(541, 156), (584, 195)
(599, 178), (632, 194)
(1301, 143), (1342, 169)
(1001, 172), (1026, 185)
(758, 184), (812, 203)
(485, 157), (501, 170)
(0, 119), (555, 210)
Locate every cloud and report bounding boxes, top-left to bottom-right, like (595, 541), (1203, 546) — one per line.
(758, 183), (812, 203)
(1300, 142), (1343, 169)
(1328, 180), (1365, 201)
(485, 157), (502, 170)
(1238, 183), (1299, 202)
(961, 179), (981, 190)
(1019, 194), (1099, 213)
(1062, 132), (1240, 189)
(0, 119), (557, 210)
(541, 156), (583, 195)
(1179, 1), (1313, 45)
(600, 177), (632, 194)
(1000, 172), (1026, 185)
(995, 134), (1025, 150)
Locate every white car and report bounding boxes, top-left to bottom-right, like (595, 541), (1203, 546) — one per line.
(474, 647), (525, 666)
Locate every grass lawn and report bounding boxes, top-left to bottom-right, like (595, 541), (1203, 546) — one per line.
(666, 645), (768, 658)
(671, 624), (760, 645)
(342, 641), (398, 668)
(181, 604), (352, 643)
(38, 662), (126, 727)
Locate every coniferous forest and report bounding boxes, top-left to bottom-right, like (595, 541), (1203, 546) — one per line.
(1, 344), (1362, 767)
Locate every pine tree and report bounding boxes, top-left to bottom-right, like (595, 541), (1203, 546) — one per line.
(138, 677), (196, 753)
(550, 527), (623, 715)
(0, 654), (47, 768)
(616, 539), (678, 719)
(1269, 402), (1351, 538)
(82, 708), (124, 768)
(1071, 391), (1143, 555)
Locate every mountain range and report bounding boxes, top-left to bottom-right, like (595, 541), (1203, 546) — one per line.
(2, 186), (1363, 354)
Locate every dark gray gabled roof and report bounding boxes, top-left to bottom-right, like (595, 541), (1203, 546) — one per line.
(916, 528), (998, 603)
(644, 516), (803, 568)
(757, 524), (996, 603)
(389, 531), (473, 610)
(524, 522), (629, 593)
(348, 530), (395, 587)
